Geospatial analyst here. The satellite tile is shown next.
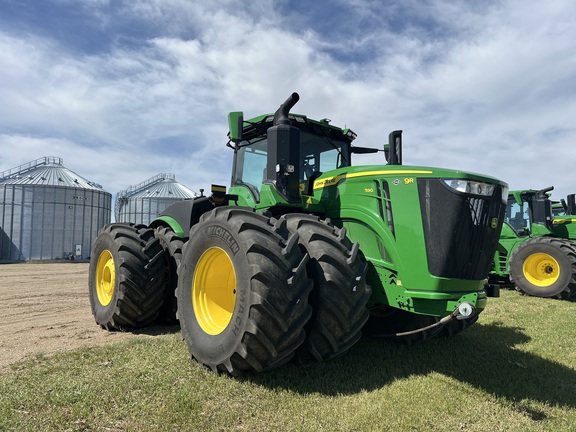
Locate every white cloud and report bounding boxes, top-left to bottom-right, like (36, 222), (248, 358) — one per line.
(0, 0), (575, 202)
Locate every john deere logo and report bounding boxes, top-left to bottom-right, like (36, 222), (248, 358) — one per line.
(490, 218), (499, 229)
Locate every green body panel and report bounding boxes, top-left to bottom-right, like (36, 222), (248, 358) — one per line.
(150, 215), (186, 238)
(312, 165), (495, 315)
(231, 163), (505, 316)
(552, 217), (576, 239)
(492, 237), (523, 276)
(531, 224), (553, 236)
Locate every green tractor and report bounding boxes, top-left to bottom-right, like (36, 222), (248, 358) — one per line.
(89, 92), (508, 375)
(552, 193), (576, 216)
(488, 187), (576, 299)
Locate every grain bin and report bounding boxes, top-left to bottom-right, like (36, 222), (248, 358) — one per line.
(0, 156), (111, 262)
(115, 173), (196, 225)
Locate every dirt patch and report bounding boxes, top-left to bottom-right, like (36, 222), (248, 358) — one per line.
(0, 262), (167, 370)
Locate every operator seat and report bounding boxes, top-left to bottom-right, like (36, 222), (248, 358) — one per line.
(509, 211), (526, 231)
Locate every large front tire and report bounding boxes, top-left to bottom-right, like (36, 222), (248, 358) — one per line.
(177, 207), (312, 375)
(509, 237), (576, 299)
(284, 214), (371, 362)
(88, 223), (166, 330)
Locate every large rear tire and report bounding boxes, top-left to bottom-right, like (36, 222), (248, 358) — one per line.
(88, 223), (166, 330)
(284, 214), (371, 362)
(177, 207), (312, 375)
(509, 237), (576, 299)
(154, 226), (184, 324)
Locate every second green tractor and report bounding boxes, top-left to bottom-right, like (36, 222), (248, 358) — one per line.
(489, 187), (576, 299)
(89, 93), (508, 375)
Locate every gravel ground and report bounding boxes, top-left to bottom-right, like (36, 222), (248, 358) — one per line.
(0, 262), (148, 370)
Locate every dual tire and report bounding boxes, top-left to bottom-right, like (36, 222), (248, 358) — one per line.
(284, 214), (371, 361)
(88, 223), (166, 330)
(177, 208), (371, 375)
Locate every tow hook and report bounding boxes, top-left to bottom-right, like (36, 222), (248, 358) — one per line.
(456, 302), (475, 320)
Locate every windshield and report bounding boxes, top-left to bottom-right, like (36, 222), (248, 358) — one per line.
(232, 130), (351, 200)
(552, 201), (565, 216)
(233, 138), (267, 198)
(505, 196), (531, 234)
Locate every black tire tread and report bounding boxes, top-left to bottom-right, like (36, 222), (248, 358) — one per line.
(154, 226), (184, 324)
(89, 223), (166, 331)
(284, 214), (371, 362)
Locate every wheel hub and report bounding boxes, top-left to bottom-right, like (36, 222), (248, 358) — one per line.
(96, 250), (115, 306)
(193, 247), (237, 335)
(523, 252), (560, 287)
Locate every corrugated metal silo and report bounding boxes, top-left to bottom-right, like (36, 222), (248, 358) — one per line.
(0, 156), (112, 261)
(115, 173), (196, 225)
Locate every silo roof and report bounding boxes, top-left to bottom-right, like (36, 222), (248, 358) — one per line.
(117, 173), (196, 199)
(0, 156), (107, 191)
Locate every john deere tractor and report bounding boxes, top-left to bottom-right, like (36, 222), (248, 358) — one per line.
(489, 187), (576, 299)
(89, 92), (508, 375)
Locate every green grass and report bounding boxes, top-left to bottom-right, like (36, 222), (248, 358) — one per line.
(1, 290), (575, 432)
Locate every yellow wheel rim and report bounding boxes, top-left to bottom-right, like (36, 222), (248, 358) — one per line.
(523, 253), (560, 287)
(193, 247), (237, 335)
(96, 250), (115, 306)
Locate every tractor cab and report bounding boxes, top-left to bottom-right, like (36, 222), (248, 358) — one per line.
(227, 93), (379, 211)
(228, 114), (353, 204)
(504, 187), (554, 237)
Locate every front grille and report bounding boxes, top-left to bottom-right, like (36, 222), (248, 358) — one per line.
(418, 179), (505, 280)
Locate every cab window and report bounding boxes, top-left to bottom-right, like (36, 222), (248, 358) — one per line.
(505, 196), (530, 233)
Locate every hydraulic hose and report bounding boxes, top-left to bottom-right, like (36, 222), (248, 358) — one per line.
(382, 302), (476, 337)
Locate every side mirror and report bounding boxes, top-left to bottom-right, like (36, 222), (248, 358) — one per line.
(228, 111), (244, 143)
(386, 130), (403, 165)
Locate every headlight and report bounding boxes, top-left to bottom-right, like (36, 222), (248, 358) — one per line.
(442, 179), (495, 197)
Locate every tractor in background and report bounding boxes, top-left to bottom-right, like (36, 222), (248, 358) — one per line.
(89, 92), (508, 375)
(488, 187), (576, 299)
(552, 193), (576, 216)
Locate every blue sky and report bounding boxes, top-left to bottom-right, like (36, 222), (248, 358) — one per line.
(1, 0), (576, 203)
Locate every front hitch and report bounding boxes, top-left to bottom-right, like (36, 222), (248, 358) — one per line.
(385, 302), (477, 337)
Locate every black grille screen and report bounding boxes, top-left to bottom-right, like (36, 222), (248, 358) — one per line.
(418, 179), (505, 280)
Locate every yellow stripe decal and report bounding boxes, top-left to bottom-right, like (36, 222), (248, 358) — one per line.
(313, 170), (434, 190)
(553, 218), (576, 224)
